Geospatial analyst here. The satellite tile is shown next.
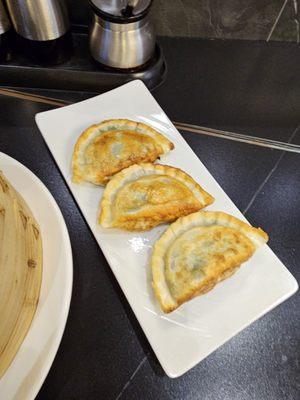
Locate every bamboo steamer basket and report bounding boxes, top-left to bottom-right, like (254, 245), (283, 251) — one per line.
(0, 171), (43, 378)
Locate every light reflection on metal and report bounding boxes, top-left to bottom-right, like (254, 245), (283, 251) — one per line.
(0, 87), (299, 154)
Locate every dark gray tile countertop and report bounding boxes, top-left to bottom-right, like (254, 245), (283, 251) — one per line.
(0, 37), (299, 399)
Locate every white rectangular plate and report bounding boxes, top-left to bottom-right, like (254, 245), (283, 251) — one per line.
(35, 80), (298, 378)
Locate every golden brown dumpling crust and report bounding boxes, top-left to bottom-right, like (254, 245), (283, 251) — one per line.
(72, 119), (174, 185)
(99, 164), (214, 231)
(151, 211), (268, 313)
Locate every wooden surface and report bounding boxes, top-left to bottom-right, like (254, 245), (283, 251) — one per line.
(0, 172), (42, 378)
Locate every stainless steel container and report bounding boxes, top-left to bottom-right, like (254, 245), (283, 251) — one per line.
(5, 0), (69, 41)
(0, 0), (10, 35)
(89, 0), (155, 69)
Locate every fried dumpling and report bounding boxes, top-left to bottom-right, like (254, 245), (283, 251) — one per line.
(151, 211), (268, 313)
(99, 163), (214, 231)
(72, 119), (174, 185)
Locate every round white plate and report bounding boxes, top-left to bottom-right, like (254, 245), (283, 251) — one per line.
(0, 152), (73, 400)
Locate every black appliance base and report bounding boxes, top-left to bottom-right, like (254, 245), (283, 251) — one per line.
(0, 32), (166, 93)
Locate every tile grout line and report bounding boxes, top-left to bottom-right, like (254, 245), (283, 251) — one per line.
(242, 152), (285, 214)
(243, 125), (299, 215)
(115, 353), (149, 400)
(267, 0), (289, 41)
(206, 0), (219, 37)
(292, 0), (300, 43)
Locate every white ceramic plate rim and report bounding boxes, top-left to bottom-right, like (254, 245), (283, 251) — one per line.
(0, 152), (73, 399)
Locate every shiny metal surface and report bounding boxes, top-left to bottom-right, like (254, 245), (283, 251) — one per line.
(90, 14), (155, 68)
(0, 0), (10, 34)
(90, 0), (151, 16)
(6, 0), (69, 41)
(2, 87), (300, 155)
